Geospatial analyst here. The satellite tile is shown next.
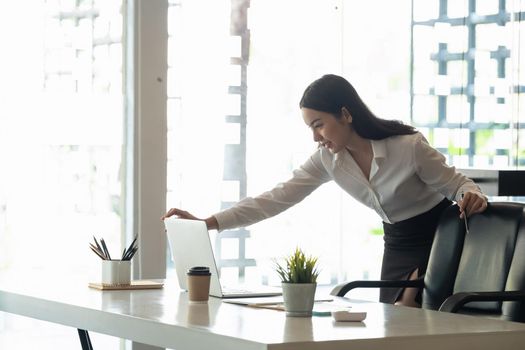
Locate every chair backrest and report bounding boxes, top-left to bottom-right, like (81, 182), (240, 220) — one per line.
(422, 202), (525, 322)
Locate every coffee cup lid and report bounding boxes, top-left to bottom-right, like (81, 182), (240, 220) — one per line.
(187, 266), (211, 276)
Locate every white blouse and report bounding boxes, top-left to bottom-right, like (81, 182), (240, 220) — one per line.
(214, 132), (481, 231)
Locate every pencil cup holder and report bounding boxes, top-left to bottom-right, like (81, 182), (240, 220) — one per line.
(101, 260), (131, 286)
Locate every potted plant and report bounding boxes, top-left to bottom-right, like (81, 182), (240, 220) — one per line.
(275, 247), (320, 317)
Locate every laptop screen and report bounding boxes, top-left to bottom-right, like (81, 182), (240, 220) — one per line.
(164, 218), (223, 296)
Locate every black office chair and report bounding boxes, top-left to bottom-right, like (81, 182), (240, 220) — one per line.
(331, 202), (525, 322)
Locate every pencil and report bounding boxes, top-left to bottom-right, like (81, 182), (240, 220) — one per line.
(90, 245), (106, 260)
(100, 238), (111, 260)
(93, 236), (104, 256)
(124, 246), (138, 261)
(89, 243), (104, 257)
(122, 236), (139, 260)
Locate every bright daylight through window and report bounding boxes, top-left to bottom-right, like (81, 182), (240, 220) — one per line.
(0, 2), (523, 347)
(0, 1), (125, 347)
(0, 0), (124, 276)
(166, 0), (524, 300)
(166, 0), (413, 299)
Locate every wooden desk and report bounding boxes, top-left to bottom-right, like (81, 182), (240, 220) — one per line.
(1, 272), (525, 350)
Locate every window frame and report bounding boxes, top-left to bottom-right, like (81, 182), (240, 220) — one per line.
(124, 0), (168, 280)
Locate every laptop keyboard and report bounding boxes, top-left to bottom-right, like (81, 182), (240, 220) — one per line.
(223, 287), (256, 294)
(221, 285), (282, 296)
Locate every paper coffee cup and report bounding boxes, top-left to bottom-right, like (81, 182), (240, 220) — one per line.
(187, 266), (211, 302)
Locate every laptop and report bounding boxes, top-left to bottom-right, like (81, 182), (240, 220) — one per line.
(164, 217), (282, 298)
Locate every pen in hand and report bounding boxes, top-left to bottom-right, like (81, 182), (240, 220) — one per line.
(461, 193), (470, 235)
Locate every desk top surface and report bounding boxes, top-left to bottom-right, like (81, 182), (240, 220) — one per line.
(1, 271), (525, 350)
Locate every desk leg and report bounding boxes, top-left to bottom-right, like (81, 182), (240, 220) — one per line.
(77, 329), (94, 350)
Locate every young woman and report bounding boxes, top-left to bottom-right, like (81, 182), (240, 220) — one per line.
(162, 74), (488, 306)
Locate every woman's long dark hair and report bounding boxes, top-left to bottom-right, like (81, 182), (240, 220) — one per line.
(299, 74), (416, 140)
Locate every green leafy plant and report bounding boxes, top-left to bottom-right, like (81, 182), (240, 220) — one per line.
(275, 247), (320, 283)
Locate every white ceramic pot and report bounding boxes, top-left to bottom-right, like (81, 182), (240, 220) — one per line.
(101, 260), (131, 286)
(281, 282), (317, 317)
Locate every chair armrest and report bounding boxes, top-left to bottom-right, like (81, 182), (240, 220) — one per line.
(330, 277), (424, 297)
(439, 291), (525, 313)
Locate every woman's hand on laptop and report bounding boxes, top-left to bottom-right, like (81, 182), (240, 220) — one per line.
(162, 208), (198, 221)
(161, 208), (219, 230)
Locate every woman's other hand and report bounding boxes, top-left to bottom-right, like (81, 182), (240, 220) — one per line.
(459, 191), (488, 218)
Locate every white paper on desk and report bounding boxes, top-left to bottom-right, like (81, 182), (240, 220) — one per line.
(222, 296), (334, 306)
(223, 298), (354, 316)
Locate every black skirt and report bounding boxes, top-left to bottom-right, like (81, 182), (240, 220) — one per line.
(379, 198), (452, 304)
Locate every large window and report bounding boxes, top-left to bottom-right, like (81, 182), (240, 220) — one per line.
(0, 0), (124, 275)
(412, 0), (525, 168)
(0, 0), (125, 348)
(166, 0), (412, 299)
(166, 0), (524, 300)
(245, 0), (412, 289)
(2, 1), (522, 347)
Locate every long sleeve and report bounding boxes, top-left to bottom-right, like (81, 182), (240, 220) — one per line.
(213, 152), (331, 231)
(414, 134), (482, 203)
